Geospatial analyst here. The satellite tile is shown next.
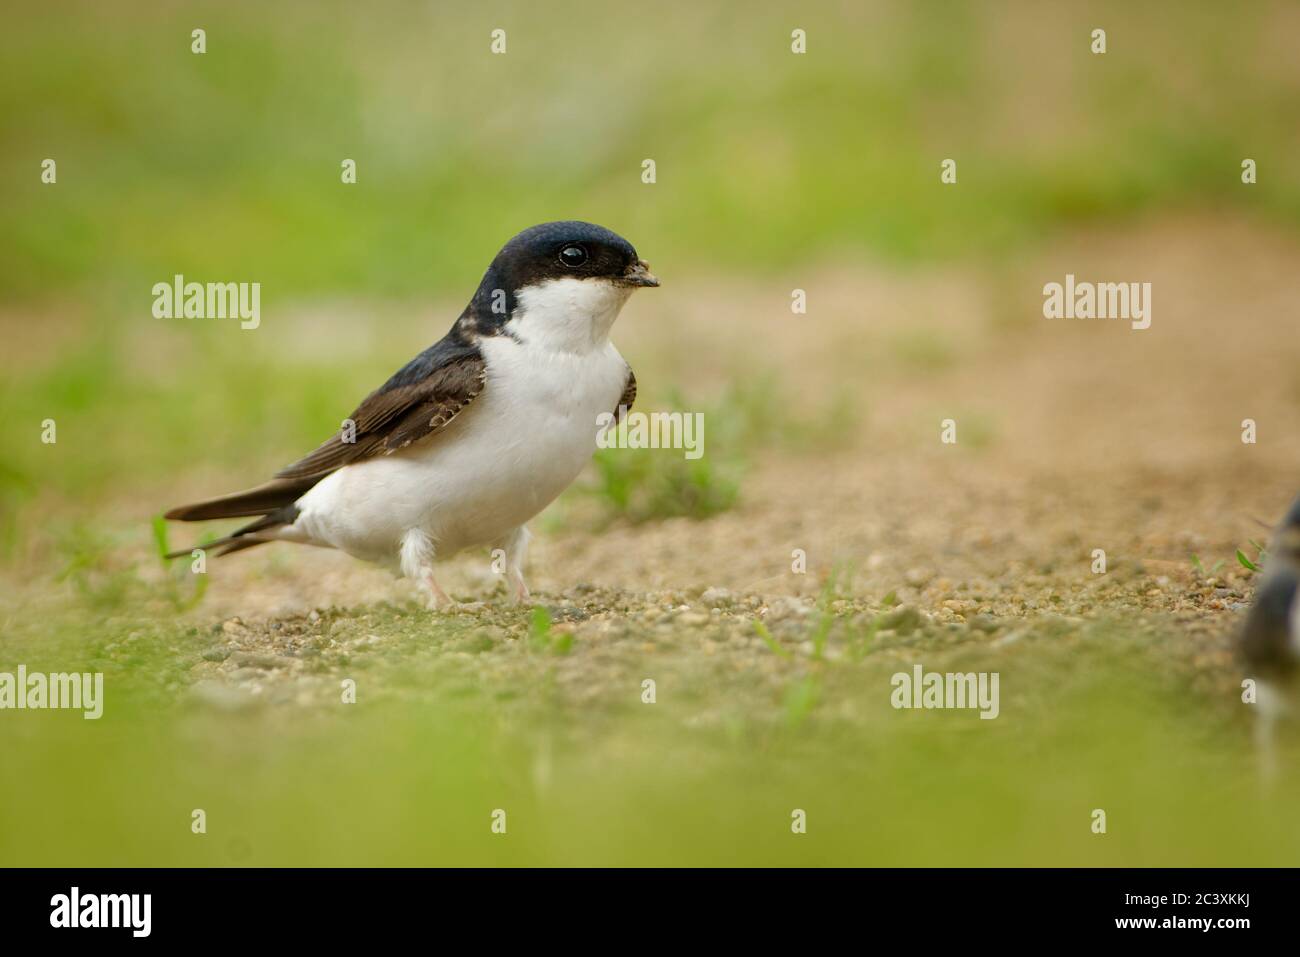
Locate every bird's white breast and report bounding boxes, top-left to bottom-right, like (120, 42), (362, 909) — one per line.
(291, 325), (628, 566)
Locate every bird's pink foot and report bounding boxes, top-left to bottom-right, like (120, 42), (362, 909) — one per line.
(421, 571), (453, 611)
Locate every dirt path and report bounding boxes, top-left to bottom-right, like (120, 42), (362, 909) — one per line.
(9, 215), (1257, 728)
(5, 215), (1296, 696)
(141, 214), (1292, 605)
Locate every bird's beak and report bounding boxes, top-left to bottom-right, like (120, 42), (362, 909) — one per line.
(622, 260), (660, 287)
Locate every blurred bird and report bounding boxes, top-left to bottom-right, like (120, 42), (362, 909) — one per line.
(1238, 494), (1300, 775)
(164, 221), (658, 608)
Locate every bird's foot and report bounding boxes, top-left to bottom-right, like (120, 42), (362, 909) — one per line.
(420, 571), (454, 611)
(424, 593), (489, 615)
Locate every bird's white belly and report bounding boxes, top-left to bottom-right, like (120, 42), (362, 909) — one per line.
(291, 336), (626, 566)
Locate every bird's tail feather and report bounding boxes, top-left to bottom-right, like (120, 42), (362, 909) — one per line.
(165, 477), (317, 522)
(163, 529), (282, 560)
(163, 509), (297, 559)
(163, 483), (307, 560)
(210, 536), (274, 558)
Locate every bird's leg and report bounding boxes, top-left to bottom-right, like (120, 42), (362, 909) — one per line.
(1255, 680), (1283, 786)
(511, 570), (530, 605)
(496, 525), (532, 605)
(400, 528), (453, 611)
(420, 570), (453, 611)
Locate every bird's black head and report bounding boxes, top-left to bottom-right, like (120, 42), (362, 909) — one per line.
(494, 221), (658, 290)
(460, 221), (658, 338)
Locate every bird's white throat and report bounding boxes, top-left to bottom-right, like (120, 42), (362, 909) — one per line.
(507, 277), (633, 353)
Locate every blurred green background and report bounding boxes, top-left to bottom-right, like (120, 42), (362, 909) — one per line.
(4, 0), (1300, 535)
(5, 1), (1300, 301)
(3, 1), (1300, 866)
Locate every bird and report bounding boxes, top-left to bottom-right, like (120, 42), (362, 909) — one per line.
(1238, 494), (1300, 775)
(164, 221), (659, 608)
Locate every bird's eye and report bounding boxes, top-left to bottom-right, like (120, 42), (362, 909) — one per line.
(559, 244), (588, 267)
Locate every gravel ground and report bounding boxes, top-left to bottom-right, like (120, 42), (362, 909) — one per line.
(3, 216), (1298, 866)
(6, 215), (1299, 722)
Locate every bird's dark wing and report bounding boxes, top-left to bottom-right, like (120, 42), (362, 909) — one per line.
(165, 335), (486, 524)
(1240, 571), (1300, 678)
(275, 343), (486, 480)
(612, 366), (636, 424)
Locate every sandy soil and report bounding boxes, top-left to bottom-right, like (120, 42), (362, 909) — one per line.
(6, 215), (1297, 715)
(156, 214), (1298, 602)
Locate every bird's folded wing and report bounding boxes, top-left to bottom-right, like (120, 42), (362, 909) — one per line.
(1240, 572), (1300, 673)
(613, 366), (636, 423)
(275, 349), (487, 480)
